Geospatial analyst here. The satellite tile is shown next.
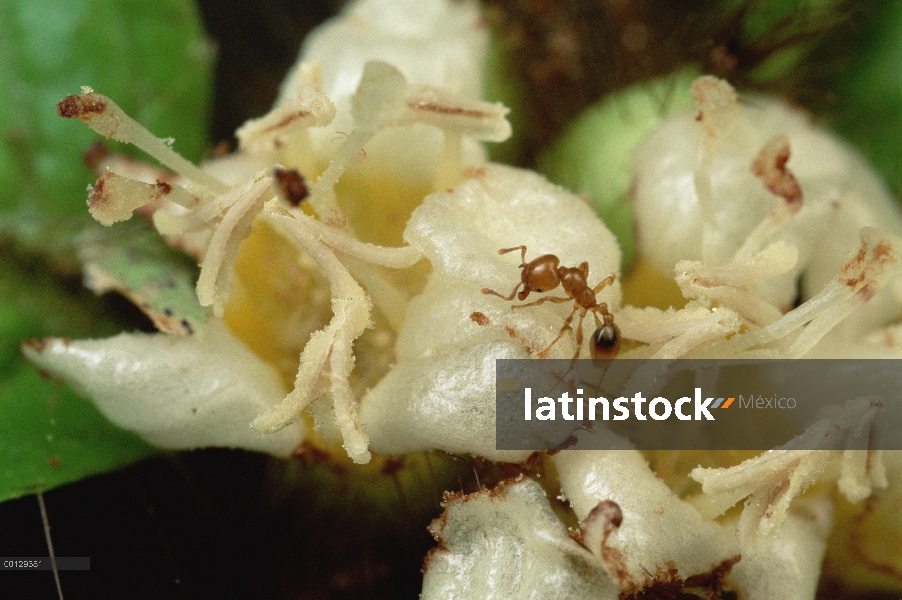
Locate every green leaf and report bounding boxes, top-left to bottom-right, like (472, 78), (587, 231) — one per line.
(0, 363), (158, 503)
(826, 0), (902, 196)
(0, 0), (212, 217)
(77, 222), (207, 336)
(0, 232), (160, 502)
(0, 0), (212, 502)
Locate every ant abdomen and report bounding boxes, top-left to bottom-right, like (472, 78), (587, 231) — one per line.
(591, 322), (621, 360)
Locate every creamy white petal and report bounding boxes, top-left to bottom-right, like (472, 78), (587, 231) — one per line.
(554, 450), (740, 592)
(727, 499), (833, 600)
(404, 164), (621, 306)
(422, 476), (618, 600)
(360, 340), (533, 463)
(23, 319), (303, 457)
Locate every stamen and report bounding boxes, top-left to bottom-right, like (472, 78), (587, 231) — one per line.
(308, 61), (408, 219)
(236, 86), (336, 150)
(344, 259), (412, 331)
(395, 85), (512, 142)
(617, 305), (741, 349)
(697, 227), (898, 358)
(690, 76), (740, 262)
(731, 135), (804, 262)
(271, 168), (420, 330)
(676, 242), (798, 326)
(252, 209), (373, 463)
(291, 213), (422, 268)
(434, 131), (464, 192)
(692, 76), (740, 158)
(305, 62), (513, 220)
(839, 449), (888, 503)
(752, 134), (803, 208)
(152, 195), (230, 235)
(691, 397), (886, 543)
(195, 171), (276, 316)
(87, 171), (197, 226)
(58, 92), (229, 194)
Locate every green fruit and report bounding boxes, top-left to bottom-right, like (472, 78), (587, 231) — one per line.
(539, 69), (698, 272)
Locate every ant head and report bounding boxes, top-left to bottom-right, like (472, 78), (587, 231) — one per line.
(525, 255), (563, 294)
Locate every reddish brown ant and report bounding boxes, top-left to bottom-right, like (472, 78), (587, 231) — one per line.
(482, 245), (620, 360)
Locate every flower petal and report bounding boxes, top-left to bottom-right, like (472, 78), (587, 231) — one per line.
(422, 476), (618, 600)
(361, 340), (533, 462)
(554, 450), (740, 592)
(23, 318), (303, 457)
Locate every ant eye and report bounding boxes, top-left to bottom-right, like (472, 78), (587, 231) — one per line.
(591, 324), (620, 360)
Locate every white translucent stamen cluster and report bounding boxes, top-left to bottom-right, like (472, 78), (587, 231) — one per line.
(631, 76), (902, 359)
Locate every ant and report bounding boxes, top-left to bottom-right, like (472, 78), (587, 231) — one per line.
(482, 246), (620, 360)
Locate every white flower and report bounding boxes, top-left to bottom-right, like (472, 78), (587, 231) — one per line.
(33, 0), (511, 464)
(360, 164), (621, 461)
(422, 476), (618, 599)
(632, 76), (902, 349)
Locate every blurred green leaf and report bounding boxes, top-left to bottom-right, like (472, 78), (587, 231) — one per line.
(0, 363), (158, 504)
(538, 70), (697, 272)
(0, 233), (159, 502)
(0, 0), (212, 502)
(826, 0), (902, 196)
(77, 223), (207, 335)
(0, 0), (213, 217)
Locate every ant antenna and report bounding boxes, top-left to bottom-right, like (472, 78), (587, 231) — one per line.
(37, 492), (64, 600)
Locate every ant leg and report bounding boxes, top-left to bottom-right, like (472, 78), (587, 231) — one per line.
(592, 274), (616, 294)
(538, 306), (579, 358)
(498, 245), (528, 266)
(560, 309), (591, 375)
(511, 295), (571, 310)
(482, 282), (522, 301)
(592, 308), (602, 328)
(483, 246), (529, 299)
(572, 309), (587, 361)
